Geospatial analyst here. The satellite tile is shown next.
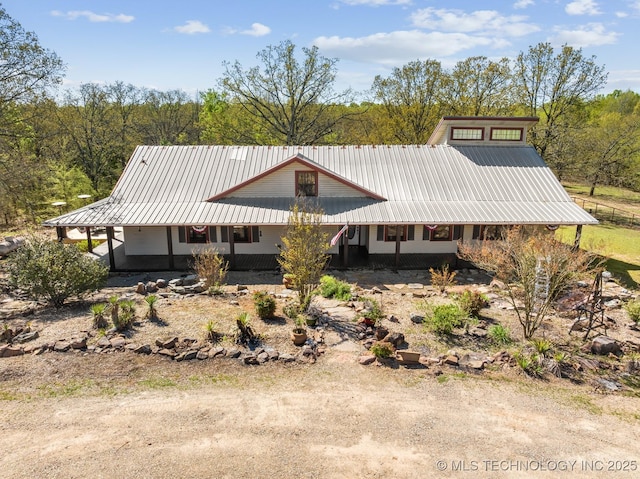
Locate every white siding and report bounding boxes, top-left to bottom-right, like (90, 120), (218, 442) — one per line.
(123, 226), (168, 255)
(230, 162), (366, 198)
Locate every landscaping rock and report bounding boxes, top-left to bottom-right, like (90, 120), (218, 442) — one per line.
(243, 353), (259, 365)
(133, 344), (152, 355)
(279, 353), (296, 363)
(196, 350), (209, 360)
(359, 354), (376, 365)
(210, 346), (226, 358)
(109, 337), (126, 349)
(590, 336), (622, 356)
(135, 282), (146, 295)
(396, 350), (421, 364)
(385, 332), (405, 348)
(227, 348), (241, 358)
(12, 330), (39, 344)
(157, 348), (176, 358)
(490, 279), (505, 290)
(410, 313), (424, 324)
(257, 352), (270, 363)
(156, 337), (178, 349)
(145, 281), (158, 293)
(53, 341), (70, 352)
(444, 355), (459, 366)
(70, 337), (87, 350)
(0, 345), (24, 357)
(156, 278), (167, 288)
(375, 326), (389, 340)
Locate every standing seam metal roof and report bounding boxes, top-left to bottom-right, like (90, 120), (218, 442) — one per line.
(44, 144), (597, 227)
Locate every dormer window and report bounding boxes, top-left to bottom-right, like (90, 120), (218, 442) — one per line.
(296, 171), (318, 197)
(490, 127), (523, 141)
(450, 127), (484, 141)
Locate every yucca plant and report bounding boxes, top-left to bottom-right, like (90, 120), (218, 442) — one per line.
(90, 303), (108, 329)
(145, 294), (158, 320)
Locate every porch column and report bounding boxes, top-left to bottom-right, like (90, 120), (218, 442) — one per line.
(342, 226), (349, 267)
(85, 227), (93, 253)
(106, 226), (116, 272)
(166, 226), (175, 270)
(573, 224), (583, 251)
(55, 226), (67, 242)
(394, 225), (402, 272)
(228, 226), (235, 269)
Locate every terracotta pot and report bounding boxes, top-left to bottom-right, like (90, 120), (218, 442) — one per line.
(291, 329), (307, 346)
(283, 276), (294, 289)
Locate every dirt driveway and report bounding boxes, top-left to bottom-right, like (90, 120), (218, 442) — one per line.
(1, 353), (639, 479)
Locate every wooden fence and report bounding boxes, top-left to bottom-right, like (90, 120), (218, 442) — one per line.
(571, 196), (639, 228)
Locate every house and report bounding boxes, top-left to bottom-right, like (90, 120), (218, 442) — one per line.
(44, 116), (597, 271)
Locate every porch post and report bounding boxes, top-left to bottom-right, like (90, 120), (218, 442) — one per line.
(342, 225), (349, 267)
(106, 226), (116, 271)
(166, 226), (175, 270)
(86, 227), (93, 253)
(55, 226), (67, 242)
(573, 224), (583, 251)
(228, 226), (235, 269)
(394, 225), (402, 271)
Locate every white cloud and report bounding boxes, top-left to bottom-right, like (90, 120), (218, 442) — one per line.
(240, 23), (271, 37)
(314, 30), (505, 65)
(410, 8), (539, 37)
(513, 0), (535, 9)
(565, 0), (602, 16)
(174, 20), (211, 35)
(550, 23), (620, 47)
(51, 10), (134, 23)
(337, 0), (412, 5)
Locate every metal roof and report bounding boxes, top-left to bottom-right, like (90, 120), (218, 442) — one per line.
(45, 144), (597, 227)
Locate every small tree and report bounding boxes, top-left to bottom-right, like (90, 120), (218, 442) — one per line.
(457, 226), (598, 339)
(192, 247), (229, 290)
(277, 200), (330, 308)
(7, 237), (109, 308)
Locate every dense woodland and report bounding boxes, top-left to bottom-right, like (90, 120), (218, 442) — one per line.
(1, 6), (639, 226)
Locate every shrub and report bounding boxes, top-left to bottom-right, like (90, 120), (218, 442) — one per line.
(429, 264), (457, 294)
(370, 341), (395, 359)
(360, 297), (385, 324)
(457, 289), (489, 318)
(253, 291), (276, 319)
(192, 248), (228, 289)
(75, 239), (103, 253)
(283, 302), (301, 319)
(625, 299), (640, 323)
(424, 303), (465, 335)
(204, 319), (218, 342)
(514, 350), (543, 377)
(319, 275), (352, 300)
(531, 337), (552, 357)
(487, 324), (512, 345)
(7, 237), (109, 308)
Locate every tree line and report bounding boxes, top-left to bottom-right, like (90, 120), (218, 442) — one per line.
(1, 5), (638, 226)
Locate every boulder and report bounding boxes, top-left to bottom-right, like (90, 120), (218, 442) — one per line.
(590, 336), (622, 356)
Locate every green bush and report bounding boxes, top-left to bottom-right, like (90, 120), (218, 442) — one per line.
(75, 239), (103, 253)
(457, 289), (489, 318)
(425, 303), (465, 335)
(90, 303), (108, 329)
(360, 297), (384, 323)
(370, 341), (395, 359)
(625, 299), (640, 323)
(487, 324), (512, 345)
(319, 275), (352, 300)
(7, 237), (109, 308)
(253, 291), (276, 319)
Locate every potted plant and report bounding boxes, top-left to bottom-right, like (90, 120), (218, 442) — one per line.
(291, 315), (307, 346)
(253, 291), (276, 319)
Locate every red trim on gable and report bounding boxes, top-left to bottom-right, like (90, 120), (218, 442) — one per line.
(206, 153), (386, 201)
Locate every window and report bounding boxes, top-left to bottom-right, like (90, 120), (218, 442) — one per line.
(490, 128), (523, 141)
(430, 225), (452, 241)
(187, 226), (208, 243)
(296, 171), (318, 197)
(450, 127), (484, 141)
(233, 226), (251, 243)
(472, 225), (506, 240)
(385, 225), (406, 242)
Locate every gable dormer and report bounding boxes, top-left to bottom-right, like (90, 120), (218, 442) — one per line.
(207, 153), (386, 201)
(427, 116), (539, 146)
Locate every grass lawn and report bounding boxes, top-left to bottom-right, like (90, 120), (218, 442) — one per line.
(564, 182), (640, 216)
(556, 224), (640, 288)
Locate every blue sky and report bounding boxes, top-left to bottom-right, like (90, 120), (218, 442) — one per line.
(3, 0), (639, 99)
